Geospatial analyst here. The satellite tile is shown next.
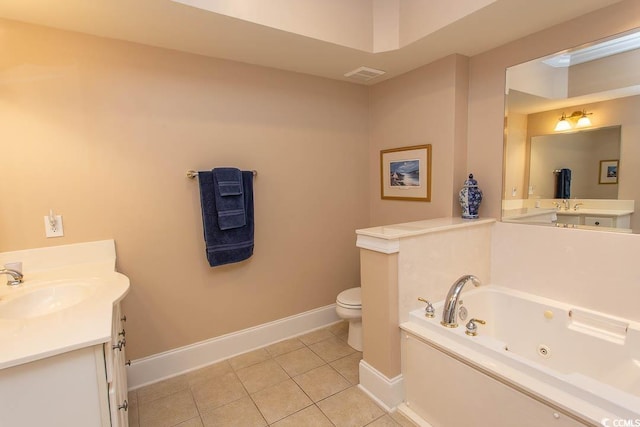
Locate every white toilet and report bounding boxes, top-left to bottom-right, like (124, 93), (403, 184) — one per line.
(336, 287), (362, 351)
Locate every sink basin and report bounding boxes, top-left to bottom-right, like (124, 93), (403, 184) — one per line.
(0, 282), (96, 319)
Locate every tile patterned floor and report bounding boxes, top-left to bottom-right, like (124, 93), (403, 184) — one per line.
(127, 322), (415, 427)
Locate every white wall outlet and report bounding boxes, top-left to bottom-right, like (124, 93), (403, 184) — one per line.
(44, 215), (64, 238)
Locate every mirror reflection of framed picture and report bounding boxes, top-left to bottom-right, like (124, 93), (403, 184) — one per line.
(380, 144), (431, 201)
(599, 159), (618, 184)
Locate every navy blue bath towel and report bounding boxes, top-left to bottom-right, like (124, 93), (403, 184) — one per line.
(198, 169), (254, 267)
(554, 168), (571, 199)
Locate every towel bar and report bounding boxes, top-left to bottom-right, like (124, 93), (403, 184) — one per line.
(187, 170), (257, 179)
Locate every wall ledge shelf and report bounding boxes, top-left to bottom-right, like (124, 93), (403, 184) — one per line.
(356, 217), (495, 254)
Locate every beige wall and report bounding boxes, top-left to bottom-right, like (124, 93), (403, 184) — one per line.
(360, 250), (399, 379)
(0, 19), (369, 359)
(398, 0), (495, 47)
(368, 54), (469, 226)
(468, 0), (640, 220)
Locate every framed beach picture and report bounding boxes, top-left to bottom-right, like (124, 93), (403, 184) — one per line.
(380, 144), (432, 201)
(599, 159), (618, 184)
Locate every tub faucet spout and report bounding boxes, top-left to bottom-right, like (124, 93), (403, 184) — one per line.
(0, 268), (23, 287)
(441, 275), (480, 328)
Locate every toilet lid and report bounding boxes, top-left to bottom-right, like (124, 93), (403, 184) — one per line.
(337, 287), (361, 307)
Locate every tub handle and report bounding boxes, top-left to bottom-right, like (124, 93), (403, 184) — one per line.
(417, 297), (435, 318)
(465, 318), (486, 336)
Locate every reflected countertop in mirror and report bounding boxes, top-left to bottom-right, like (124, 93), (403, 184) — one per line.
(502, 198), (634, 231)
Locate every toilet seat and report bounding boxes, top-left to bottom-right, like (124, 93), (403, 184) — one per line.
(335, 287), (363, 351)
(337, 287), (361, 308)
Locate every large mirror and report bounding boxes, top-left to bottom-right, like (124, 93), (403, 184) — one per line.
(503, 29), (640, 233)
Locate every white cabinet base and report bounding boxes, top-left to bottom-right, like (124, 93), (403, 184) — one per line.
(0, 303), (128, 427)
(0, 346), (110, 427)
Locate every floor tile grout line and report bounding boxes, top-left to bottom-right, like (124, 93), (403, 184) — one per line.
(264, 402), (336, 427)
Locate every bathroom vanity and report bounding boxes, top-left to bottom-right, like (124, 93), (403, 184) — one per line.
(502, 199), (634, 232)
(0, 240), (130, 427)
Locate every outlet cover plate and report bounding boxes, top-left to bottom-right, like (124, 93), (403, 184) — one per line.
(44, 215), (64, 238)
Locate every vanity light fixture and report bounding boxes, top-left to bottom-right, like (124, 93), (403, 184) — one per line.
(554, 110), (592, 131)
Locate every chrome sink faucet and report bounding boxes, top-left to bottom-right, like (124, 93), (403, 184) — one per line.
(441, 275), (480, 328)
(0, 269), (23, 286)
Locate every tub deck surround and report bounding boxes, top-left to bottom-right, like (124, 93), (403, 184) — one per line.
(0, 240), (130, 369)
(355, 216), (495, 409)
(400, 285), (640, 425)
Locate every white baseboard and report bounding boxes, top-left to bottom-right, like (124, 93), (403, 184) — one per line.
(395, 403), (433, 427)
(127, 304), (340, 390)
(358, 360), (404, 411)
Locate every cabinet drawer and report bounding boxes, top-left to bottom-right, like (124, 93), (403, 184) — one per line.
(584, 216), (613, 227)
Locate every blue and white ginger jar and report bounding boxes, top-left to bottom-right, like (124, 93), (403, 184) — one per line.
(459, 174), (483, 219)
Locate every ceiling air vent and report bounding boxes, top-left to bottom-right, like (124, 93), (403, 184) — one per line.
(344, 66), (385, 82)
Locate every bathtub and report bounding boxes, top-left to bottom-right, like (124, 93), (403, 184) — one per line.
(399, 285), (640, 427)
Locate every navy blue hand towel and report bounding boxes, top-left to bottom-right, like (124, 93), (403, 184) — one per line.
(214, 168), (246, 230)
(198, 170), (254, 267)
(554, 168), (571, 199)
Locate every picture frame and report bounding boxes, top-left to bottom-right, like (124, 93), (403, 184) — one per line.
(599, 159), (618, 184)
(380, 144), (432, 201)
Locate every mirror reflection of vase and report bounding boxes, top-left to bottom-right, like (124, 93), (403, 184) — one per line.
(459, 174), (483, 219)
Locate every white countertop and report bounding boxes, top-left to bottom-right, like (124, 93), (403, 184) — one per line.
(0, 241), (129, 370)
(502, 208), (557, 220)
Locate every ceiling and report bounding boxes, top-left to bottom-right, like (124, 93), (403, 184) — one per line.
(0, 0), (625, 85)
